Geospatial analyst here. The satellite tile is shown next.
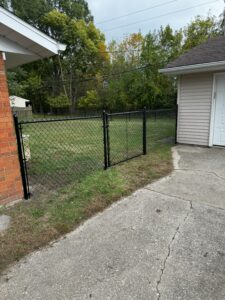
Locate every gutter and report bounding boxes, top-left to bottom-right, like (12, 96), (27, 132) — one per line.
(159, 60), (225, 75)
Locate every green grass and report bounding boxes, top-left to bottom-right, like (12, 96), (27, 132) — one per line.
(21, 116), (175, 195)
(0, 142), (173, 274)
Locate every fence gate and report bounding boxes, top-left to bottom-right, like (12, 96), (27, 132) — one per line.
(103, 110), (147, 168)
(14, 109), (147, 199)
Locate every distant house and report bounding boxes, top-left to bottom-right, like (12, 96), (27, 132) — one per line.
(10, 96), (31, 108)
(160, 36), (225, 147)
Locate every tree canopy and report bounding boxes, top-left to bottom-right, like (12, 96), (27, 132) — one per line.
(1, 0), (223, 113)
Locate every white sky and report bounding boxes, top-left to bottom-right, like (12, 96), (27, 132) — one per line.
(87, 0), (224, 42)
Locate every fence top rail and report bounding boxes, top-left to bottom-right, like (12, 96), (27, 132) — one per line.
(17, 108), (176, 124)
(18, 115), (102, 125)
(146, 108), (176, 113)
(107, 110), (143, 116)
(107, 108), (176, 117)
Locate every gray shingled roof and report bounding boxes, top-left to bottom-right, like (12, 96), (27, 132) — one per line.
(167, 36), (225, 69)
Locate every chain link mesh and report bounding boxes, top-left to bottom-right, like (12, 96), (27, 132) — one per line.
(107, 112), (143, 166)
(146, 109), (176, 149)
(17, 109), (176, 198)
(20, 117), (103, 197)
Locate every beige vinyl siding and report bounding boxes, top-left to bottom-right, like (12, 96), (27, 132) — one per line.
(177, 73), (213, 146)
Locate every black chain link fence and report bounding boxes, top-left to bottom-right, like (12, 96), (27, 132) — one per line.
(107, 111), (145, 167)
(14, 108), (177, 199)
(146, 109), (177, 148)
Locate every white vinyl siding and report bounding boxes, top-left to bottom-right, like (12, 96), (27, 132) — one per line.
(177, 73), (213, 146)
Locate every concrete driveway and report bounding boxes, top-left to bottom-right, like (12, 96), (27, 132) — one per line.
(1, 145), (225, 300)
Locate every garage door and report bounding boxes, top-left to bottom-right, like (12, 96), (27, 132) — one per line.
(213, 74), (225, 146)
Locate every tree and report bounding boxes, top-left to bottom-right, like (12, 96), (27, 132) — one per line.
(183, 15), (219, 51)
(84, 15), (221, 111)
(78, 90), (100, 109)
(158, 25), (183, 63)
(8, 0), (93, 31)
(3, 0), (108, 113)
(43, 9), (108, 111)
(48, 0), (93, 22)
(101, 33), (144, 111)
(10, 0), (51, 30)
(140, 27), (181, 109)
(2, 0), (222, 113)
(47, 94), (71, 110)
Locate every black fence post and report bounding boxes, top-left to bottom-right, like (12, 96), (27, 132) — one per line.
(102, 110), (108, 170)
(106, 113), (111, 168)
(143, 107), (147, 155)
(175, 104), (178, 144)
(13, 114), (30, 200)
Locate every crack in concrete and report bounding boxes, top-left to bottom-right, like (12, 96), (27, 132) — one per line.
(145, 187), (225, 213)
(174, 168), (225, 182)
(155, 200), (193, 300)
(144, 187), (192, 207)
(152, 146), (224, 299)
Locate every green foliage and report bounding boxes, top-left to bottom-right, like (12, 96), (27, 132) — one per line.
(99, 28), (182, 111)
(5, 0), (108, 112)
(97, 16), (221, 111)
(43, 9), (70, 39)
(47, 94), (71, 108)
(11, 0), (51, 29)
(4, 1), (223, 113)
(183, 15), (219, 51)
(138, 26), (183, 109)
(7, 68), (28, 97)
(158, 25), (183, 62)
(78, 90), (100, 109)
(8, 0), (92, 30)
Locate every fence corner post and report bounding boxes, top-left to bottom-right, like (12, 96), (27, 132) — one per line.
(13, 114), (30, 200)
(102, 110), (108, 170)
(143, 107), (147, 155)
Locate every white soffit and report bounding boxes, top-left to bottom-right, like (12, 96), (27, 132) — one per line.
(0, 6), (66, 69)
(0, 36), (33, 55)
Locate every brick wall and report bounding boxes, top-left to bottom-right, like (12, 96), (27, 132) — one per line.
(0, 52), (23, 205)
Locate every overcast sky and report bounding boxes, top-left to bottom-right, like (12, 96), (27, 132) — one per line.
(87, 0), (224, 42)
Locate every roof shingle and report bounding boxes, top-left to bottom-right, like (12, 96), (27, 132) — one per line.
(167, 36), (225, 68)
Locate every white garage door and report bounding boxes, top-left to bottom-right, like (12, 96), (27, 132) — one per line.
(213, 74), (225, 146)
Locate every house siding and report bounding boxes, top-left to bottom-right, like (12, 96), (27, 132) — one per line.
(177, 73), (213, 146)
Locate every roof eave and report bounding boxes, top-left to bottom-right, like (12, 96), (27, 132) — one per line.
(0, 6), (66, 56)
(159, 61), (225, 76)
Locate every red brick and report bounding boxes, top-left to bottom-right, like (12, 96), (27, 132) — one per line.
(0, 52), (23, 205)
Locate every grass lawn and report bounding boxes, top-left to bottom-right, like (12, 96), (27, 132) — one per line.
(21, 115), (175, 195)
(0, 116), (175, 275)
